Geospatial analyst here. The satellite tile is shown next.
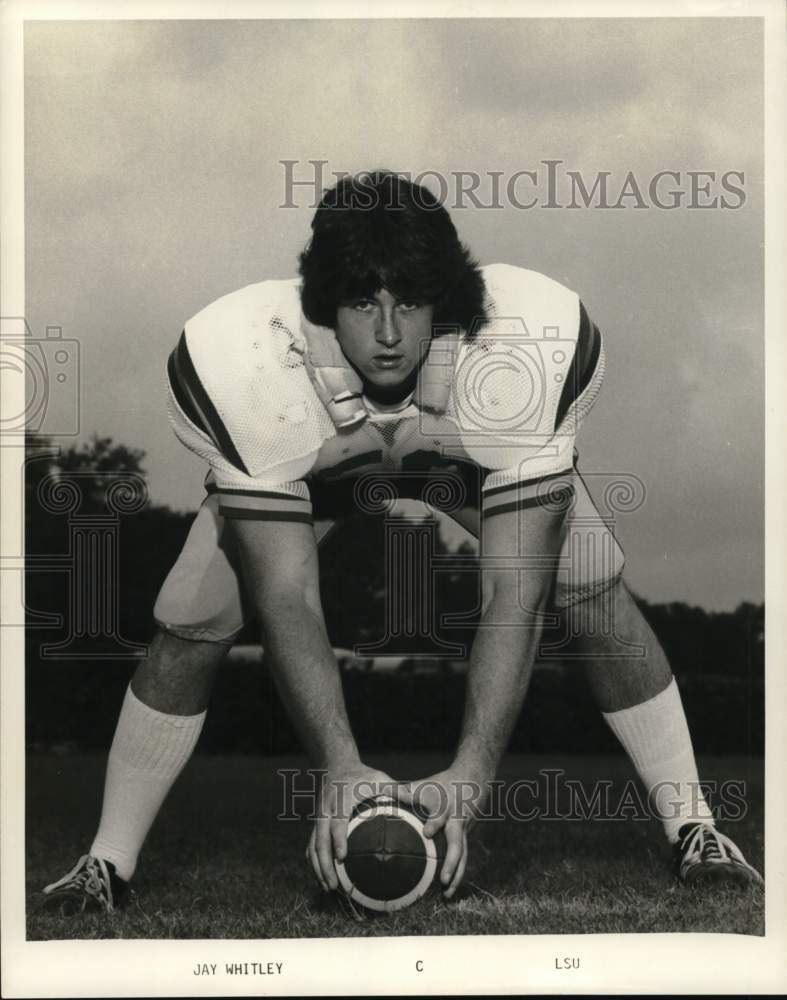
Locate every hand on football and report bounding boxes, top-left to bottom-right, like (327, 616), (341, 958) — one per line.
(405, 767), (489, 899)
(306, 763), (399, 892)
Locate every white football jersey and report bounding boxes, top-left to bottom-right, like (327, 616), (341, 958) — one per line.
(166, 264), (605, 524)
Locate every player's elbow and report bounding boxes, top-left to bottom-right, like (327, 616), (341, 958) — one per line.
(229, 518), (323, 620)
(256, 577), (322, 621)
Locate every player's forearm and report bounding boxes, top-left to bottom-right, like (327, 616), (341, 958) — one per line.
(256, 594), (360, 770)
(454, 585), (548, 780)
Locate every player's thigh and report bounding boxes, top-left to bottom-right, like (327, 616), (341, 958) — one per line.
(153, 493), (250, 644)
(154, 496), (340, 644)
(440, 468), (624, 607)
(443, 504), (480, 540)
(553, 467), (625, 609)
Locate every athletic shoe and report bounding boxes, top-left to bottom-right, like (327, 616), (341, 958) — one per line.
(40, 855), (130, 914)
(675, 822), (763, 887)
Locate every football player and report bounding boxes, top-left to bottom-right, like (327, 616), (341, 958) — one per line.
(41, 171), (762, 914)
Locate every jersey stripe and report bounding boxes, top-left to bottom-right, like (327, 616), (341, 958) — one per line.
(167, 350), (211, 438)
(212, 484), (313, 524)
(169, 334), (221, 449)
(482, 469), (570, 500)
(323, 450), (385, 477)
(554, 301), (602, 430)
(209, 486), (306, 501)
(218, 507), (314, 524)
(173, 331), (250, 475)
(482, 467), (574, 521)
(483, 486), (574, 520)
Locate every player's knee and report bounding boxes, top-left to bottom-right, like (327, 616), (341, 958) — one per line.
(132, 627), (227, 714)
(553, 566), (625, 611)
(553, 528), (625, 610)
(153, 614), (244, 646)
(148, 625), (233, 664)
(154, 581), (245, 645)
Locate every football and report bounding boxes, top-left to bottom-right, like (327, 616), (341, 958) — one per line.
(335, 795), (448, 913)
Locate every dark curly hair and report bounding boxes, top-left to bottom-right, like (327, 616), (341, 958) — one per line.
(298, 170), (488, 335)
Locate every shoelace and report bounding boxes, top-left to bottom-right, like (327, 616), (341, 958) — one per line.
(681, 824), (751, 867)
(42, 855), (114, 909)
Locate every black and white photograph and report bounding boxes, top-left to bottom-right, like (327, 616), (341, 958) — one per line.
(2, 1), (785, 996)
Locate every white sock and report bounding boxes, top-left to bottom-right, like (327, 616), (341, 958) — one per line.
(90, 685), (206, 881)
(602, 677), (713, 843)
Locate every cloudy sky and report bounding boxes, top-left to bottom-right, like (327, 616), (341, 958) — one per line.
(24, 16), (764, 610)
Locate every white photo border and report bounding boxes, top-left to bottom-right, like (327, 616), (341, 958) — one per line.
(2, 0), (785, 996)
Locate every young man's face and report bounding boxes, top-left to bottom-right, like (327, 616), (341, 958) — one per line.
(335, 288), (434, 396)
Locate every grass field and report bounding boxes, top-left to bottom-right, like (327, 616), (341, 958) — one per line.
(26, 752), (764, 940)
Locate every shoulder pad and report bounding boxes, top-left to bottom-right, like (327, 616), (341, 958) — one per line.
(481, 263), (579, 335)
(453, 265), (581, 472)
(183, 280), (334, 479)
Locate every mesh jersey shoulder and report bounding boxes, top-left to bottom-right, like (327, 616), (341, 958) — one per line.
(451, 263), (589, 476)
(179, 280), (334, 480)
(480, 262), (580, 324)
